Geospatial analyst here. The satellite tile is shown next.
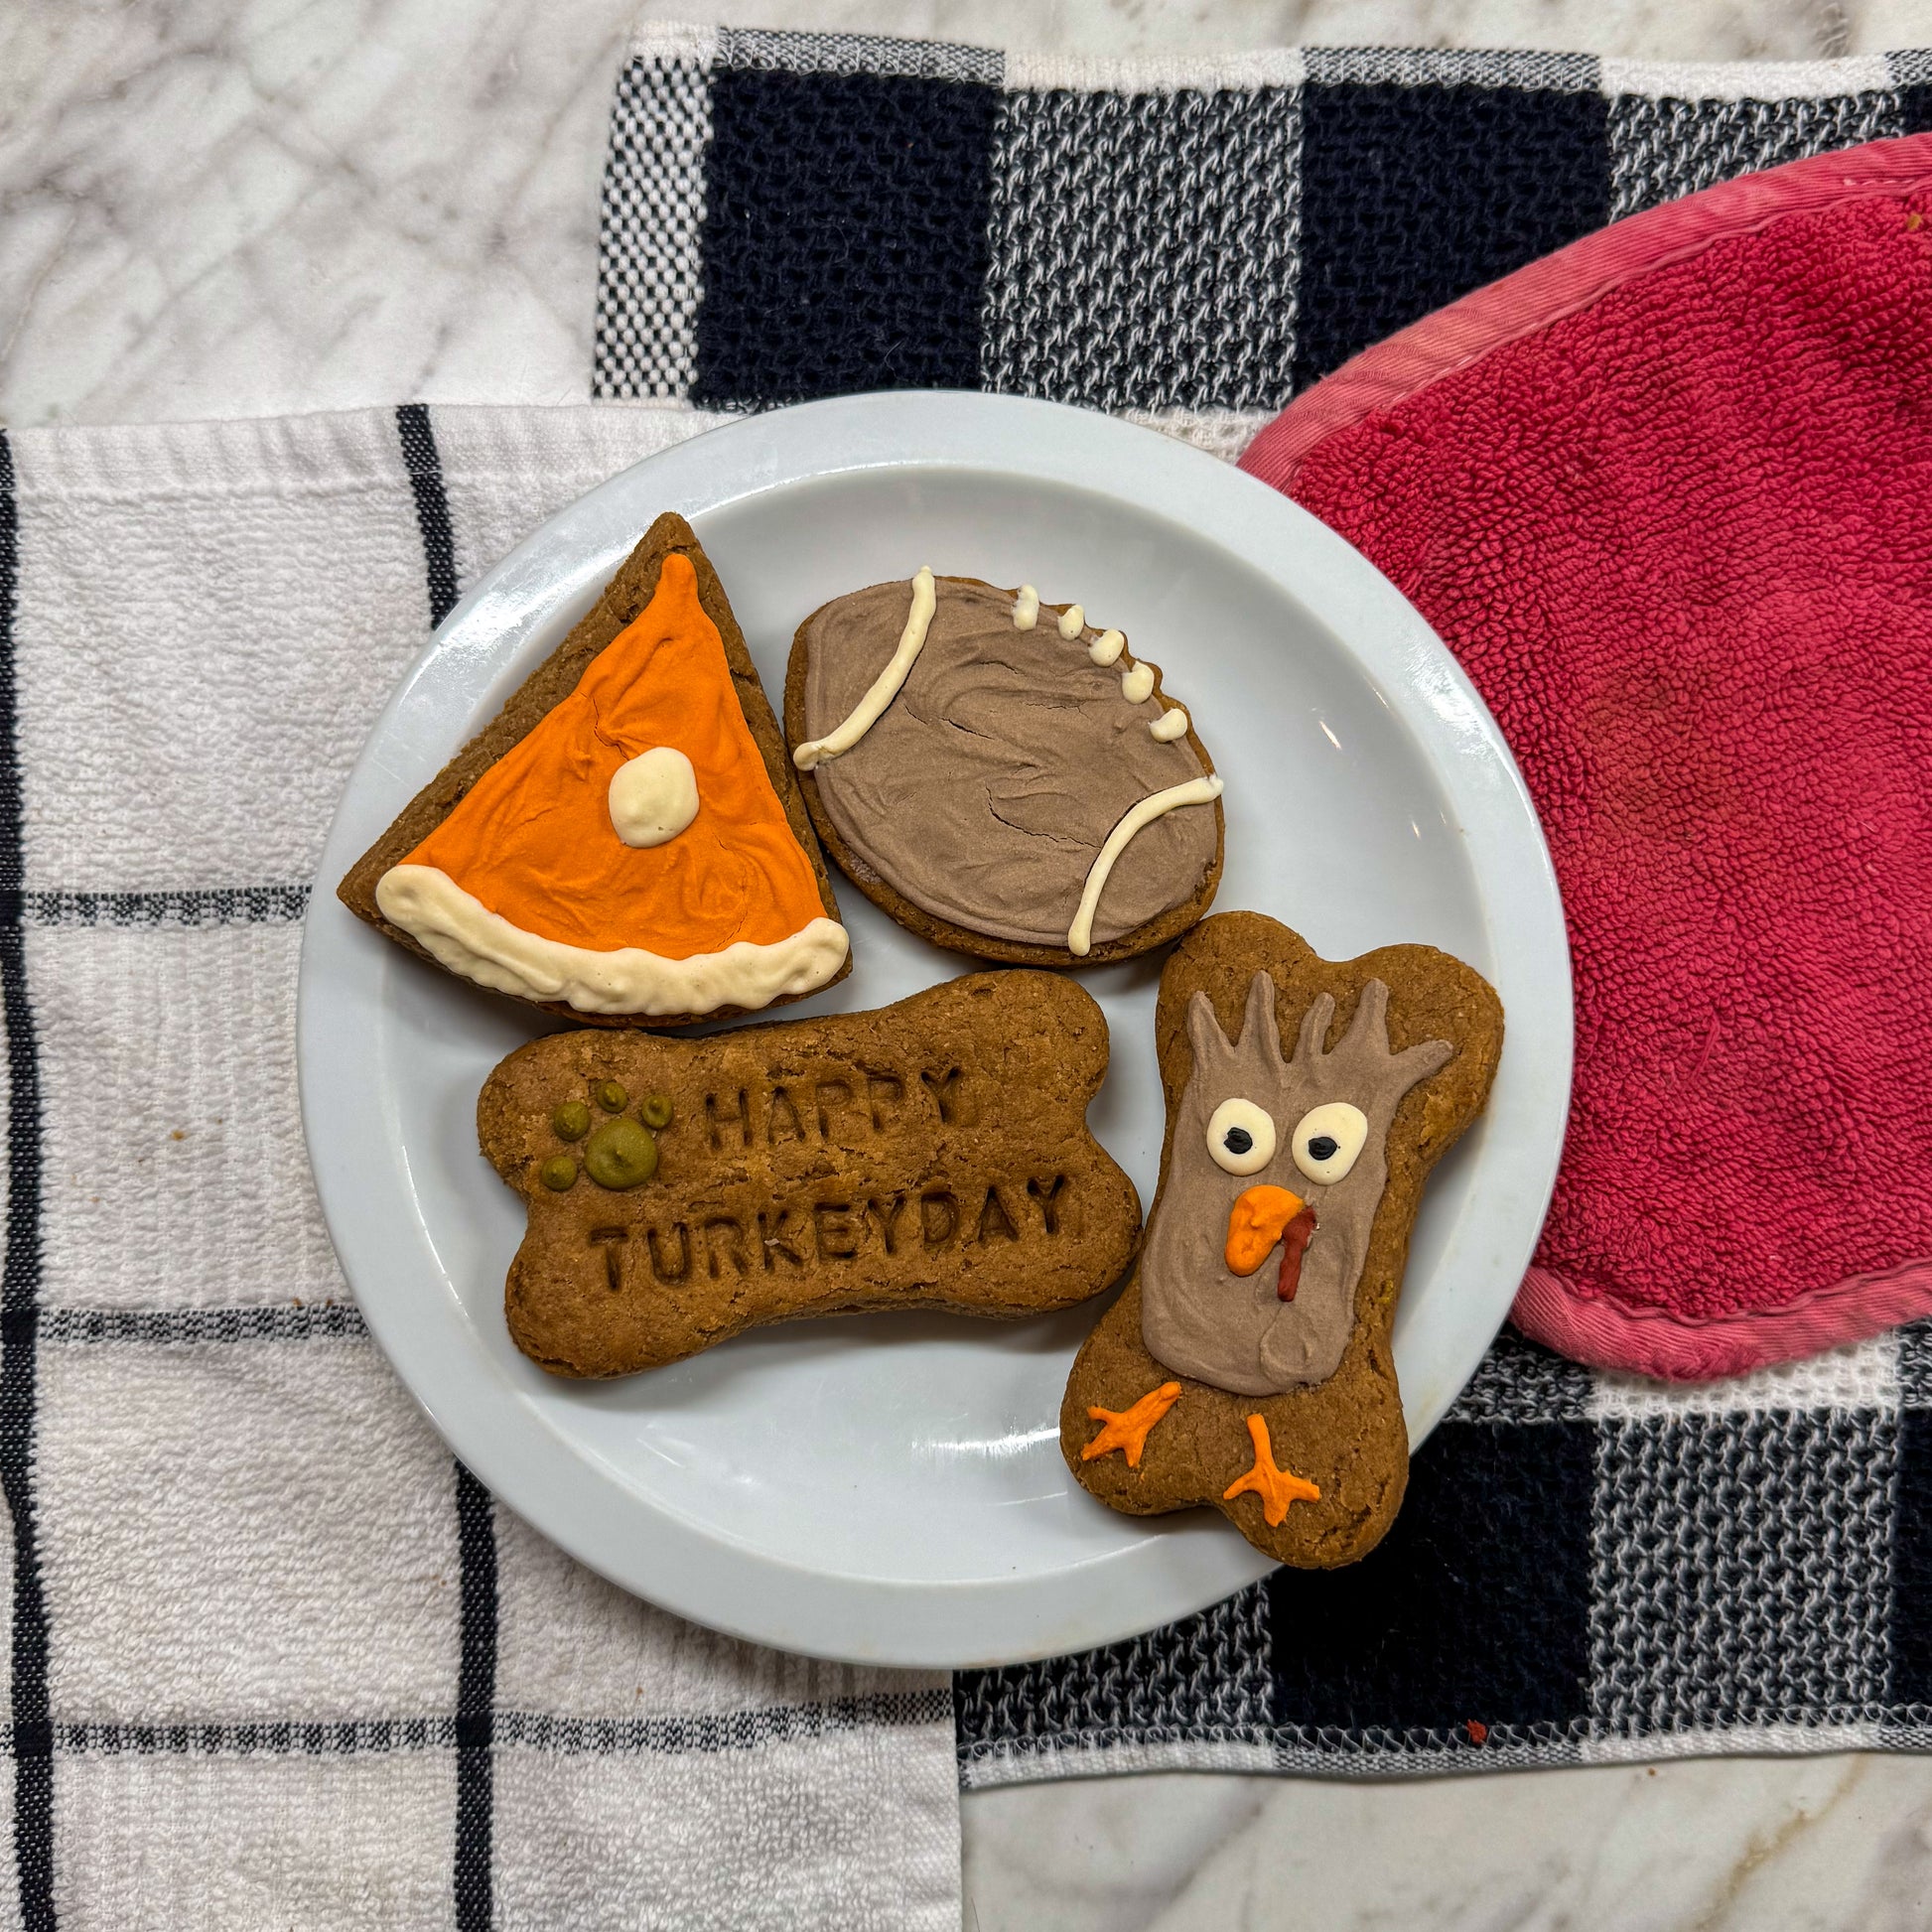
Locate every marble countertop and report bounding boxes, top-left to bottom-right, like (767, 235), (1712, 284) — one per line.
(5, 0), (1929, 430)
(962, 1755), (1932, 1929)
(9, 1), (1932, 1926)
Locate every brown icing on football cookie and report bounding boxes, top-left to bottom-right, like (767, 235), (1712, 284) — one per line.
(1060, 912), (1503, 1569)
(785, 575), (1224, 965)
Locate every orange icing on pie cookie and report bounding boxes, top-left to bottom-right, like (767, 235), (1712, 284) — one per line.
(378, 553), (846, 1017)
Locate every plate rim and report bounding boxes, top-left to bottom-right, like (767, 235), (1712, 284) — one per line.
(298, 390), (1573, 1669)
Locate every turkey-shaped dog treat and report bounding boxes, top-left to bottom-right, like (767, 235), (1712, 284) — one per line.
(482, 972), (1142, 1376)
(1062, 912), (1502, 1567)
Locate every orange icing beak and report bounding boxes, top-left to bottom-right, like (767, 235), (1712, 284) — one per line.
(1224, 1185), (1308, 1277)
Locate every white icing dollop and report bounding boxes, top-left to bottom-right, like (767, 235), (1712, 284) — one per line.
(1013, 585), (1039, 629)
(1149, 707), (1189, 742)
(1121, 661), (1156, 704)
(1057, 604), (1085, 639)
(1088, 629), (1126, 666)
(608, 746), (700, 847)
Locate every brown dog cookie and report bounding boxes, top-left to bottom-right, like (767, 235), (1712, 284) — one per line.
(482, 971), (1143, 1376)
(784, 572), (1223, 966)
(339, 512), (850, 1030)
(1061, 911), (1502, 1567)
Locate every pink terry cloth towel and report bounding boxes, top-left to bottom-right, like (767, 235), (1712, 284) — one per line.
(1243, 135), (1932, 1382)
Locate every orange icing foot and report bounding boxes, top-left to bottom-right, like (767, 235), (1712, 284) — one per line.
(1221, 1414), (1320, 1526)
(1082, 1381), (1182, 1467)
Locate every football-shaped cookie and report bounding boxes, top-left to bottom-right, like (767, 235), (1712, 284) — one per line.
(785, 573), (1224, 965)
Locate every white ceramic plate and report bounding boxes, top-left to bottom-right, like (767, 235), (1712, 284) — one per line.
(299, 393), (1571, 1670)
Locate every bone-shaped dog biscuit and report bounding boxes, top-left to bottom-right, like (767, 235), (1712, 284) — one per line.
(481, 972), (1142, 1376)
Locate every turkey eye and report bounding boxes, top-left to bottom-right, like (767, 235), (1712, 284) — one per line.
(1292, 1103), (1368, 1185)
(1206, 1098), (1276, 1176)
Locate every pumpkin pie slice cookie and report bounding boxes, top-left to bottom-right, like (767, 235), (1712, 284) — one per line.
(340, 513), (850, 1028)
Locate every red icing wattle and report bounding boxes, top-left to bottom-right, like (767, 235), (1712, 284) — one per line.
(1242, 136), (1932, 1378)
(1277, 1207), (1316, 1303)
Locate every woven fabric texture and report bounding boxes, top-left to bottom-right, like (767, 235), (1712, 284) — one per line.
(958, 1327), (1932, 1785)
(0, 403), (961, 1929)
(594, 30), (1932, 409)
(590, 25), (1932, 1791)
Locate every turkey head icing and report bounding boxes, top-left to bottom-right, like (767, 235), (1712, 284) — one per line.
(1141, 972), (1452, 1398)
(1061, 912), (1503, 1569)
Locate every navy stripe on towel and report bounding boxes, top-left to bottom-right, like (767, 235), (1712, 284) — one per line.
(0, 433), (57, 1927)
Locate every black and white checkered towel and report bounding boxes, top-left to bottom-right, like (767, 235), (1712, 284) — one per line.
(0, 405), (959, 1929)
(592, 24), (1932, 1788)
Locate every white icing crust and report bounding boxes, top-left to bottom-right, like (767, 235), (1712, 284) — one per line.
(374, 864), (849, 1017)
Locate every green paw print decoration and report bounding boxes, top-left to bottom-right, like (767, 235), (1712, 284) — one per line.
(541, 1081), (672, 1192)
